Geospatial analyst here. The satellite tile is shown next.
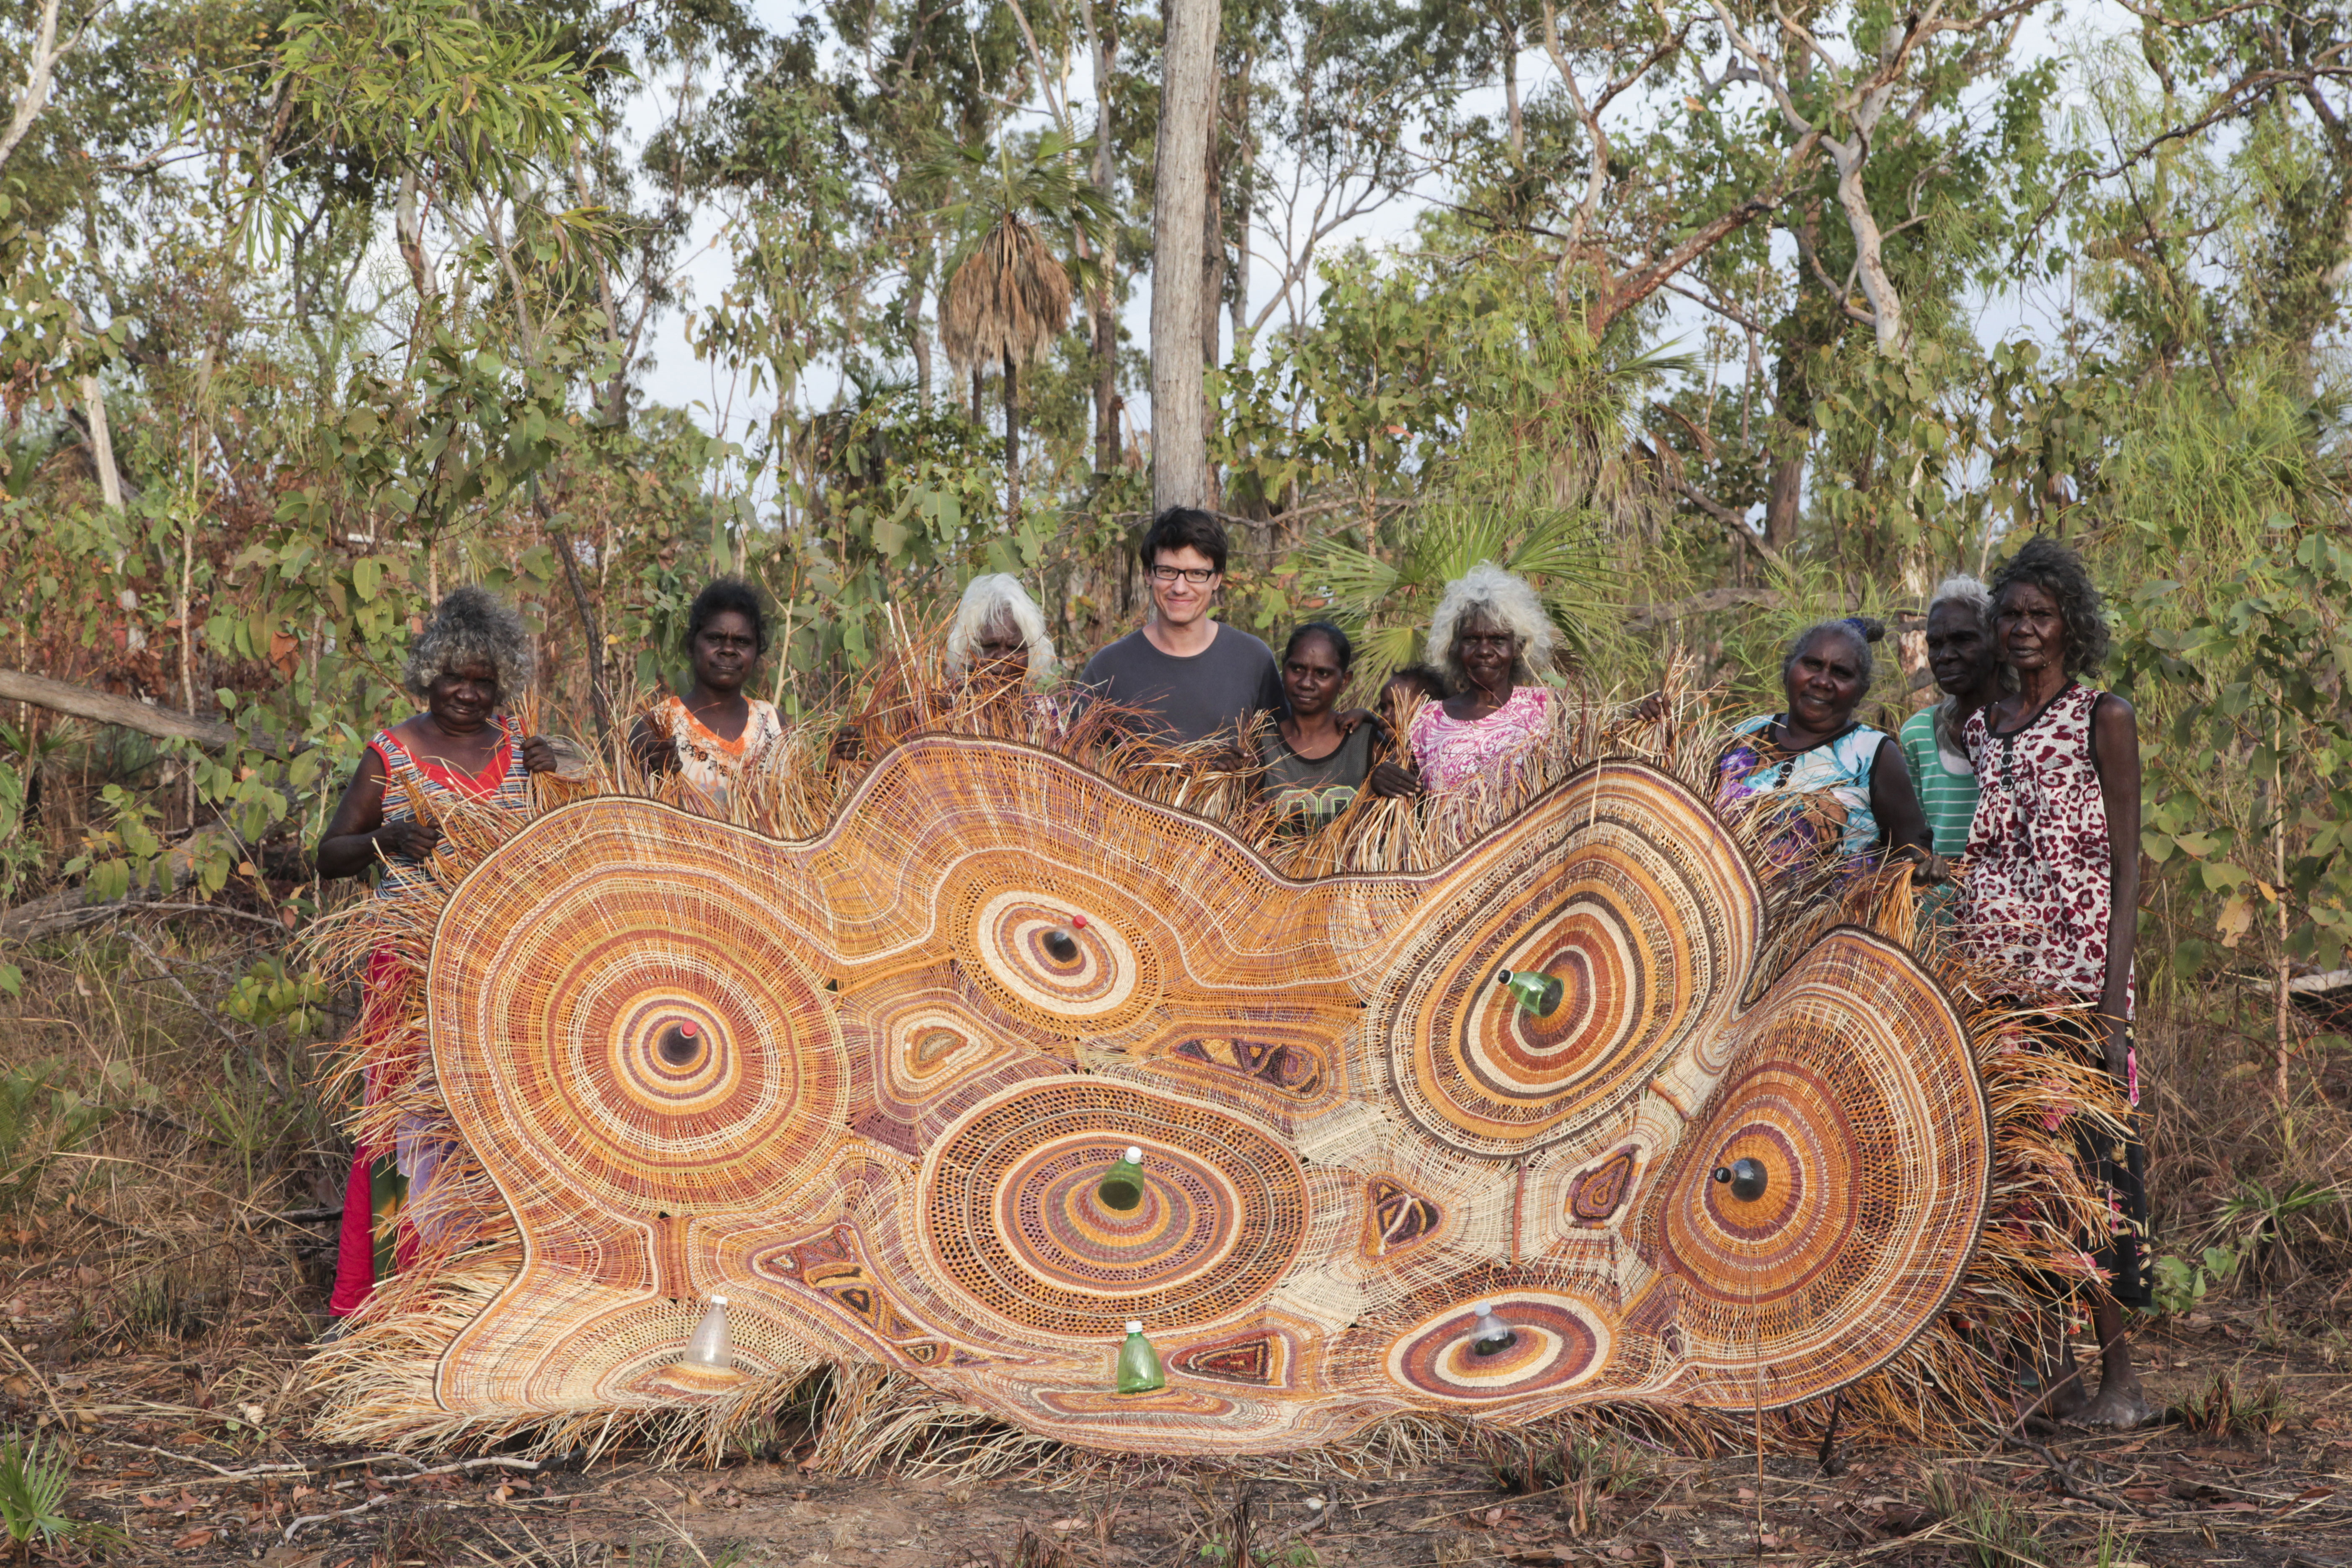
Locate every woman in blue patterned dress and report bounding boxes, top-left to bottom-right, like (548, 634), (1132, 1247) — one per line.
(1714, 617), (1933, 878)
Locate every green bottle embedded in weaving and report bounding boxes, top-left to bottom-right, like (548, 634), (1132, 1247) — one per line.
(1115, 1321), (1165, 1394)
(1097, 1145), (1146, 1212)
(1494, 966), (1563, 1018)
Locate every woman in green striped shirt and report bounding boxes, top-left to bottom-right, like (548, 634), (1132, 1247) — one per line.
(1899, 574), (2004, 878)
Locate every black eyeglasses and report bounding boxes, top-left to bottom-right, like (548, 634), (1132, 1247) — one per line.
(1147, 565), (1220, 585)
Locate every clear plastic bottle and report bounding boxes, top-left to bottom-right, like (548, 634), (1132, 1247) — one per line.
(683, 1295), (732, 1370)
(1115, 1320), (1166, 1393)
(1097, 1145), (1146, 1212)
(1494, 967), (1564, 1018)
(1468, 1301), (1517, 1357)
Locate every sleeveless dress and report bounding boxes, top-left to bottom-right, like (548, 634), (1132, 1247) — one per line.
(329, 716), (532, 1317)
(1961, 682), (2148, 1308)
(1407, 686), (1553, 794)
(648, 694), (783, 809)
(1713, 715), (1887, 874)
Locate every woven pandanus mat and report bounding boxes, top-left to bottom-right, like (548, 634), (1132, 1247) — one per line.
(314, 732), (2030, 1458)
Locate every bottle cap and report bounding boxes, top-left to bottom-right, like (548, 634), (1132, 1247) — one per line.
(1472, 1301), (1494, 1315)
(1124, 1145), (1143, 1162)
(710, 1293), (728, 1306)
(1124, 1320), (1143, 1335)
(1495, 967), (1511, 983)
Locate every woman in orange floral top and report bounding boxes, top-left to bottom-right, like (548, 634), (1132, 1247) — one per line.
(632, 578), (782, 811)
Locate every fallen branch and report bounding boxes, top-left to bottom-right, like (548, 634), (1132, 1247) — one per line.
(0, 1333), (71, 1434)
(0, 668), (303, 757)
(109, 1441), (311, 1481)
(282, 1455), (552, 1542)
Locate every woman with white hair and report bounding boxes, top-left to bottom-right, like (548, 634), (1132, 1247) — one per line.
(1394, 562), (1560, 795)
(945, 574), (1058, 689)
(316, 586), (558, 1323)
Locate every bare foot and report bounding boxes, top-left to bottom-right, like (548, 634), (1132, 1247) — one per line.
(2042, 1359), (2090, 1420)
(2071, 1382), (2158, 1430)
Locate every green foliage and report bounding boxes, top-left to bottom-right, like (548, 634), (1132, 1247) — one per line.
(2148, 1243), (2241, 1317)
(0, 1432), (80, 1558)
(0, 1066), (106, 1215)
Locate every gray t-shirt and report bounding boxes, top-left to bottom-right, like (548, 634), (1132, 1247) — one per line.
(1081, 624), (1285, 745)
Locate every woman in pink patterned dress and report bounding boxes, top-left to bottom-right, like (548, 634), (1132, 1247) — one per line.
(1387, 563), (1558, 797)
(1962, 535), (2151, 1429)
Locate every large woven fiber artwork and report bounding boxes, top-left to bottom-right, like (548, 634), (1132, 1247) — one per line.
(310, 703), (2112, 1462)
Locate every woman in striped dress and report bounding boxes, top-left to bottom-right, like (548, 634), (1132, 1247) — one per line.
(315, 588), (556, 1323)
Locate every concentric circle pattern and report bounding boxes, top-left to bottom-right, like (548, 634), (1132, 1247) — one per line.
(403, 747), (1997, 1457)
(1660, 1063), (1852, 1305)
(921, 1079), (1309, 1336)
(1638, 929), (1988, 1408)
(970, 890), (1142, 1021)
(1367, 769), (1759, 1157)
(434, 838), (849, 1221)
(1382, 1294), (1612, 1404)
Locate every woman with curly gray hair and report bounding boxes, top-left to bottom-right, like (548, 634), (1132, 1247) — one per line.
(1393, 562), (1561, 796)
(1963, 535), (2151, 1429)
(315, 585), (557, 1324)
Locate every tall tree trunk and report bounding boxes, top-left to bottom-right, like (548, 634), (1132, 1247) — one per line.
(1003, 349), (1021, 519)
(1226, 54), (1252, 352)
(1151, 0), (1221, 512)
(1090, 4), (1120, 477)
(972, 366), (985, 426)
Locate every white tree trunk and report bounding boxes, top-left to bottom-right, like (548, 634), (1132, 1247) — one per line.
(0, 0), (65, 173)
(1150, 0), (1220, 513)
(80, 373), (121, 508)
(1829, 139), (1906, 355)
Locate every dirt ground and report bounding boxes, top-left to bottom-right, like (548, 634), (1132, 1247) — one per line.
(7, 1245), (2348, 1568)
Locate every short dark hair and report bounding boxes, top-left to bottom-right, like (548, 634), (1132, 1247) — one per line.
(1988, 535), (2109, 675)
(686, 577), (771, 655)
(1385, 663), (1448, 701)
(1780, 616), (1883, 691)
(1283, 621), (1354, 671)
(1140, 507), (1228, 574)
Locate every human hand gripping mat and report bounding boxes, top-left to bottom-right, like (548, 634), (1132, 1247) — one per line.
(397, 735), (1987, 1455)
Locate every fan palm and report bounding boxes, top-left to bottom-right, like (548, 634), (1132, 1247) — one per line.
(930, 130), (1112, 518)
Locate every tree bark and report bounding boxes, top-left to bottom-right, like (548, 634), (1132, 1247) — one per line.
(1150, 0), (1222, 512)
(1089, 4), (1120, 477)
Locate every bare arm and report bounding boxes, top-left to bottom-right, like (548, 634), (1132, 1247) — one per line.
(1869, 736), (1935, 861)
(315, 747), (435, 878)
(629, 714), (675, 774)
(2092, 694), (2142, 1077)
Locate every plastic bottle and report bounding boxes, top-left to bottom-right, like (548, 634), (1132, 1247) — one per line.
(1494, 967), (1564, 1018)
(1097, 1146), (1147, 1212)
(1468, 1300), (1517, 1357)
(1115, 1321), (1166, 1393)
(683, 1295), (732, 1369)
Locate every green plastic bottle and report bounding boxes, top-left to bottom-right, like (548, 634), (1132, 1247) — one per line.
(1115, 1321), (1166, 1394)
(1097, 1145), (1146, 1212)
(1495, 967), (1564, 1018)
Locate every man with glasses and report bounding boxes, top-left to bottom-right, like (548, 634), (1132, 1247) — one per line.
(1081, 507), (1284, 745)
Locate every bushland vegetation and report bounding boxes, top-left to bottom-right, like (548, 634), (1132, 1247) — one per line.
(0, 0), (2350, 1557)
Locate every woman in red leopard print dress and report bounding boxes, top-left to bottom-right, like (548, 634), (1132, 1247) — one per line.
(1961, 536), (2152, 1429)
